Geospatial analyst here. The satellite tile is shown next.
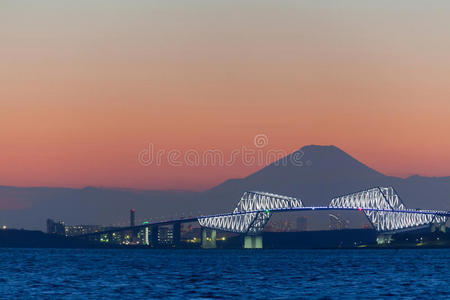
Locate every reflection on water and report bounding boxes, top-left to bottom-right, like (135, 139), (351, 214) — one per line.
(0, 248), (449, 299)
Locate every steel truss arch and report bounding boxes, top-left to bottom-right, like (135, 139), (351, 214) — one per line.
(198, 191), (303, 235)
(329, 187), (448, 232)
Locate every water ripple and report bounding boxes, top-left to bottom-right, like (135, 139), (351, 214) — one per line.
(0, 248), (448, 299)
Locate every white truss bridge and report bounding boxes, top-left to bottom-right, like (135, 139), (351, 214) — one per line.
(198, 191), (303, 235)
(198, 187), (449, 235)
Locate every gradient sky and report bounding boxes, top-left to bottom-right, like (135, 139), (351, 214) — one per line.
(1, 1), (450, 190)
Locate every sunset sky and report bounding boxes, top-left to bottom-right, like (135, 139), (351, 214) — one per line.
(1, 1), (450, 190)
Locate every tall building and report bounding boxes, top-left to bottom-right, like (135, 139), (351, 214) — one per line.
(296, 216), (308, 231)
(158, 226), (173, 244)
(46, 219), (65, 235)
(130, 209), (135, 227)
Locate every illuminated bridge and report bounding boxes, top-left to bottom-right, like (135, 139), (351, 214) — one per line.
(78, 187), (449, 248)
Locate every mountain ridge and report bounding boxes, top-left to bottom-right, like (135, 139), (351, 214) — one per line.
(1, 145), (449, 230)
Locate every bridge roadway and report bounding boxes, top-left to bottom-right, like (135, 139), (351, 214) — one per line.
(78, 206), (450, 238)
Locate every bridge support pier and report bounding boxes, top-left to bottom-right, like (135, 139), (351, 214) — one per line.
(431, 223), (446, 233)
(151, 225), (159, 248)
(173, 222), (181, 248)
(376, 234), (392, 245)
(201, 228), (216, 249)
(143, 227), (149, 245)
(244, 235), (263, 249)
(131, 228), (139, 243)
(431, 224), (437, 233)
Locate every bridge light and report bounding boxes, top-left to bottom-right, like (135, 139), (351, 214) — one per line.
(358, 208), (362, 211)
(265, 209), (270, 213)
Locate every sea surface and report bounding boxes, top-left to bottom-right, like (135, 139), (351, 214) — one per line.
(0, 248), (448, 299)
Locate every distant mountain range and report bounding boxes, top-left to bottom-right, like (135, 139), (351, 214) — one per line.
(1, 145), (449, 231)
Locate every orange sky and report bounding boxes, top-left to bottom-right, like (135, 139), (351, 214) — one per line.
(1, 1), (450, 190)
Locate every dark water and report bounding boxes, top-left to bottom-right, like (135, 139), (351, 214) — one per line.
(0, 248), (449, 299)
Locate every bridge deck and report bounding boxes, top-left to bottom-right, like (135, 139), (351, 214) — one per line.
(77, 207), (449, 238)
